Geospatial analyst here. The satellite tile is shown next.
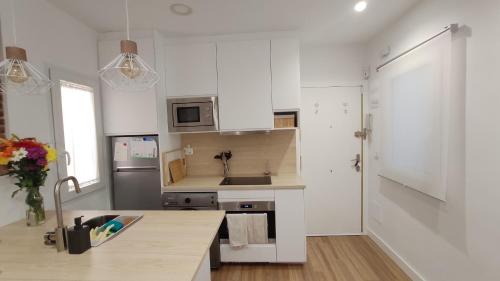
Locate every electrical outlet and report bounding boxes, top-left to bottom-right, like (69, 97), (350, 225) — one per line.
(184, 145), (194, 156)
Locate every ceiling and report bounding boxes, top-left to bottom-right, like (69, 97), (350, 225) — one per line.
(48, 0), (420, 44)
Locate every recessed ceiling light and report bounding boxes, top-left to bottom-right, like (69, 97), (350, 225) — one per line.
(170, 3), (193, 16)
(354, 1), (367, 12)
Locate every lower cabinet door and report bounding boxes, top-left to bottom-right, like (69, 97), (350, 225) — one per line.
(220, 244), (277, 262)
(275, 189), (307, 262)
(193, 251), (211, 281)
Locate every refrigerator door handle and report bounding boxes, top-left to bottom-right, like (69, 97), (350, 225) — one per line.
(115, 166), (160, 172)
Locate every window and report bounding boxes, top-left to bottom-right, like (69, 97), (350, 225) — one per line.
(0, 90), (5, 138)
(60, 81), (99, 188)
(0, 33), (5, 138)
(50, 68), (104, 200)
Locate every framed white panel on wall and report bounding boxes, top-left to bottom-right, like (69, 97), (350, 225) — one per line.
(378, 32), (452, 201)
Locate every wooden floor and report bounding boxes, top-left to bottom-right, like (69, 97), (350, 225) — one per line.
(211, 236), (411, 281)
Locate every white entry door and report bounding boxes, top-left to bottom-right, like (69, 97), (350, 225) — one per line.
(301, 86), (362, 235)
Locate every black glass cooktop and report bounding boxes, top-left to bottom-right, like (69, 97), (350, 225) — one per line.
(219, 176), (272, 186)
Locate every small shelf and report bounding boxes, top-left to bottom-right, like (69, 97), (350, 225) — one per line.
(273, 111), (298, 129)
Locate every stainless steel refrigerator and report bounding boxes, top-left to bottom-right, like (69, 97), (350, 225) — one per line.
(111, 135), (162, 210)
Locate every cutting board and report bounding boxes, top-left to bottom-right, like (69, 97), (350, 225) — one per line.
(169, 159), (185, 183)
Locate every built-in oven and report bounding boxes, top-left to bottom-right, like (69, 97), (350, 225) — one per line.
(218, 201), (276, 244)
(167, 96), (219, 132)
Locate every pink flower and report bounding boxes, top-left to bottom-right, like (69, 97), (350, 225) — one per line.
(36, 158), (48, 167)
(26, 146), (47, 160)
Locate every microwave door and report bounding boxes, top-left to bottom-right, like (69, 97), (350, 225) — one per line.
(176, 106), (201, 125)
(173, 102), (214, 127)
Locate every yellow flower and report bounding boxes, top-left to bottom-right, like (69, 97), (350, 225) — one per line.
(0, 157), (9, 165)
(44, 146), (57, 162)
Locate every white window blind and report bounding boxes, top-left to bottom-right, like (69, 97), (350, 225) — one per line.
(378, 32), (452, 201)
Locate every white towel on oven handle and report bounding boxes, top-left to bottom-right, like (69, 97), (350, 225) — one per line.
(226, 213), (248, 247)
(247, 213), (269, 244)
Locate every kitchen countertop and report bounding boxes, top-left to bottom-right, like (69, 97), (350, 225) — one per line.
(162, 174), (305, 192)
(0, 210), (225, 281)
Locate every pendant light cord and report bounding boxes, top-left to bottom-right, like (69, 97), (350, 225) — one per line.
(10, 0), (17, 45)
(125, 0), (130, 40)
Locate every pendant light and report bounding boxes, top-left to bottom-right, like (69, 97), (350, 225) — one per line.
(0, 0), (53, 95)
(99, 0), (159, 92)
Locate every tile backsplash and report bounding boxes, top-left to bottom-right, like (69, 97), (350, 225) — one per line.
(181, 130), (297, 176)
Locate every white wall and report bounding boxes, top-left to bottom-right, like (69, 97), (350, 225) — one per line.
(366, 0), (500, 280)
(300, 43), (365, 86)
(0, 0), (109, 226)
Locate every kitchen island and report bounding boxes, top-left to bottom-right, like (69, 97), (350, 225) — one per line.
(0, 210), (225, 281)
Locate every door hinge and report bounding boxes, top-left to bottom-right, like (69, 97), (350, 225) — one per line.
(354, 129), (368, 140)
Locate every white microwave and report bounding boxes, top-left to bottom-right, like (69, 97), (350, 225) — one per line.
(167, 97), (219, 132)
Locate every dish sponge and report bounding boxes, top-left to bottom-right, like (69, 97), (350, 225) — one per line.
(100, 219), (124, 233)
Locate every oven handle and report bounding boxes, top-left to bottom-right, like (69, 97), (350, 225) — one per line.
(218, 201), (275, 212)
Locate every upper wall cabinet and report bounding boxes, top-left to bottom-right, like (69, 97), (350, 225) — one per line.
(217, 40), (274, 131)
(98, 37), (158, 135)
(165, 42), (218, 97)
(271, 38), (301, 111)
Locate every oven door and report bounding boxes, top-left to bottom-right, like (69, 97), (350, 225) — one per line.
(219, 211), (276, 244)
(218, 201), (276, 245)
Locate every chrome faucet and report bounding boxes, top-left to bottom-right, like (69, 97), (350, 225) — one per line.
(53, 176), (81, 252)
(214, 151), (232, 177)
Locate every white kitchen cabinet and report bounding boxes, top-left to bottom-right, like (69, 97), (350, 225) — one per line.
(193, 251), (211, 281)
(165, 42), (217, 97)
(271, 38), (301, 111)
(98, 37), (158, 135)
(275, 189), (307, 263)
(220, 244), (277, 263)
(217, 40), (274, 131)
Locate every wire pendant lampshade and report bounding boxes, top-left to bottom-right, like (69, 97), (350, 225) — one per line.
(0, 1), (53, 95)
(99, 0), (159, 92)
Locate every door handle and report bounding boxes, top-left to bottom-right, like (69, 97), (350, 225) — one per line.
(59, 151), (71, 166)
(351, 154), (361, 172)
(64, 151), (71, 166)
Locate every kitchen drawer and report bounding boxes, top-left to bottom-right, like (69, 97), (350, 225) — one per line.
(218, 190), (275, 201)
(220, 244), (276, 263)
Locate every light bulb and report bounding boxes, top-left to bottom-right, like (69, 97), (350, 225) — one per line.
(354, 1), (367, 12)
(7, 61), (29, 83)
(120, 55), (141, 79)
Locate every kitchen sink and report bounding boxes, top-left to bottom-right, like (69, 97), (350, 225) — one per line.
(82, 214), (143, 247)
(219, 176), (272, 185)
(83, 215), (119, 229)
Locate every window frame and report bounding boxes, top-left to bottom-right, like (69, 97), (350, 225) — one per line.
(50, 67), (105, 202)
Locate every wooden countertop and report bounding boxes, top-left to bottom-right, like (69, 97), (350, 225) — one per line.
(162, 174), (305, 192)
(0, 210), (225, 281)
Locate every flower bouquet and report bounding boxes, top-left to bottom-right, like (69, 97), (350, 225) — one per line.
(0, 135), (57, 226)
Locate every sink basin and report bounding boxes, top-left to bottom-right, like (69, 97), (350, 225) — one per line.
(83, 215), (119, 229)
(82, 214), (143, 247)
(220, 176), (272, 185)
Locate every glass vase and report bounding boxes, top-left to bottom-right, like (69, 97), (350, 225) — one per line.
(25, 188), (46, 226)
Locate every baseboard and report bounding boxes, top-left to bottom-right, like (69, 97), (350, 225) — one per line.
(367, 229), (426, 281)
(307, 232), (363, 237)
